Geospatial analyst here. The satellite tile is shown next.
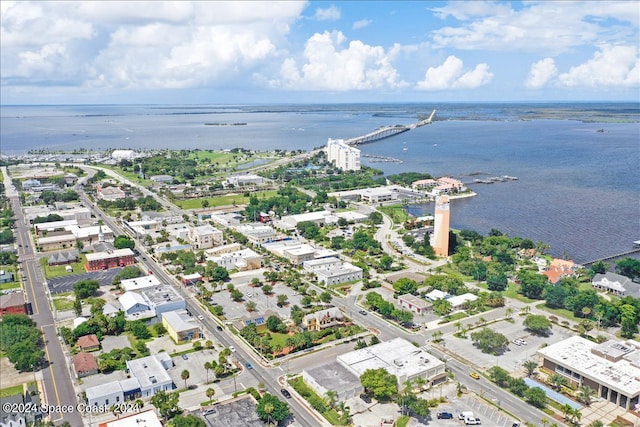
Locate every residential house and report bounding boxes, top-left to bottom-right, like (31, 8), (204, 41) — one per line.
(0, 292), (25, 316)
(398, 294), (432, 315)
(73, 352), (99, 378)
(302, 307), (344, 332)
(0, 270), (14, 284)
(76, 334), (100, 352)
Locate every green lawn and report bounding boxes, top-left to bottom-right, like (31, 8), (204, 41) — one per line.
(99, 165), (150, 185)
(536, 303), (580, 322)
(188, 151), (237, 164)
(52, 294), (75, 311)
(0, 384), (23, 398)
(379, 205), (409, 224)
(175, 190), (279, 210)
(40, 255), (87, 279)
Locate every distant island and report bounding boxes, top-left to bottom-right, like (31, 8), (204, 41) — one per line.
(204, 122), (247, 126)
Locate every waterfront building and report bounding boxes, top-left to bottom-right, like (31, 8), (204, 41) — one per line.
(327, 138), (361, 171)
(431, 195), (450, 257)
(592, 272), (640, 298)
(538, 336), (640, 410)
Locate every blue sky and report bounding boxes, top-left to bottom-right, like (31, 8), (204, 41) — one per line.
(1, 1), (638, 104)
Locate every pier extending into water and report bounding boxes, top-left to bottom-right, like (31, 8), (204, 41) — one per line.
(344, 109), (436, 146)
(581, 248), (640, 267)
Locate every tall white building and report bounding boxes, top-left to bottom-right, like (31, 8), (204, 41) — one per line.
(327, 138), (361, 171)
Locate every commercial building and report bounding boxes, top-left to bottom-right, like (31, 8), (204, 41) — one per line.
(430, 195), (450, 257)
(162, 309), (202, 343)
(337, 337), (447, 387)
(447, 293), (478, 311)
(226, 174), (264, 186)
(0, 292), (25, 316)
(149, 175), (173, 184)
(326, 138), (361, 171)
(85, 249), (135, 271)
(303, 257), (343, 272)
(119, 292), (153, 320)
(97, 186), (126, 201)
(120, 275), (162, 292)
(315, 262), (363, 285)
(97, 409), (162, 427)
(537, 336), (640, 410)
(592, 272), (640, 298)
(111, 150), (136, 160)
(208, 248), (262, 271)
(189, 224), (223, 249)
(280, 210), (334, 228)
(302, 361), (363, 403)
(141, 285), (185, 318)
(398, 294), (432, 315)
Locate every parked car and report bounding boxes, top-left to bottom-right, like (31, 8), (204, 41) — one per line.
(465, 417), (481, 425)
(203, 408), (216, 415)
(281, 389), (292, 399)
(359, 394), (372, 404)
(181, 354), (188, 360)
(437, 412), (454, 419)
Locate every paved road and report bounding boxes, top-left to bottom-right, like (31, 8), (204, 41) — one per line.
(3, 167), (84, 427)
(73, 172), (321, 427)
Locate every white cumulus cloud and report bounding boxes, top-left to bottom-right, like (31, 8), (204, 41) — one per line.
(273, 31), (407, 91)
(352, 19), (372, 30)
(557, 45), (640, 87)
(416, 56), (493, 90)
(525, 58), (558, 89)
(314, 5), (340, 21)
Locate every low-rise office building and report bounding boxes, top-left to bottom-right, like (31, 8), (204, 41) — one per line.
(315, 263), (363, 285)
(85, 249), (135, 271)
(120, 275), (162, 292)
(302, 361), (363, 403)
(337, 337), (447, 387)
(592, 272), (640, 298)
(537, 336), (640, 410)
(398, 294), (432, 315)
(162, 309), (202, 343)
(189, 224), (223, 249)
(208, 248), (262, 271)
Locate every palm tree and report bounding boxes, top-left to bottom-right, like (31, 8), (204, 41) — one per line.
(181, 369), (190, 389)
(520, 305), (531, 315)
(135, 399), (143, 412)
(206, 387), (215, 403)
(325, 390), (338, 409)
(576, 385), (595, 406)
(204, 361), (211, 383)
(549, 373), (568, 391)
(505, 307), (514, 319)
(431, 330), (443, 343)
(522, 360), (538, 377)
(414, 377), (427, 392)
(263, 402), (275, 426)
(561, 403), (574, 421)
(588, 421), (604, 427)
(540, 417), (549, 427)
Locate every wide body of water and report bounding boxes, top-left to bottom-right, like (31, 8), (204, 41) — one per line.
(1, 103), (639, 264)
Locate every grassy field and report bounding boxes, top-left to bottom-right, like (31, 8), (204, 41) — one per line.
(99, 165), (150, 185)
(188, 151), (237, 164)
(40, 255), (86, 279)
(175, 190), (278, 210)
(0, 384), (23, 398)
(52, 293), (75, 311)
(536, 302), (580, 322)
(379, 205), (409, 224)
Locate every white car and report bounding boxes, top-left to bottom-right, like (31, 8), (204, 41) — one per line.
(198, 315), (204, 320)
(229, 346), (236, 352)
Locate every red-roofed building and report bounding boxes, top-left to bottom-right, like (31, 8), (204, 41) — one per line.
(73, 352), (98, 378)
(542, 258), (577, 284)
(0, 292), (26, 316)
(76, 334), (100, 351)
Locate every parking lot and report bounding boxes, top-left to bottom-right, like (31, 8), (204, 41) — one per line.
(47, 267), (123, 294)
(443, 316), (575, 372)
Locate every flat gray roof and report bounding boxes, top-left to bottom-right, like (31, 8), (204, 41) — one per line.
(304, 361), (361, 393)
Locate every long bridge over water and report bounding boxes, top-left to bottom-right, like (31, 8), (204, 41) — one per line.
(344, 109), (437, 146)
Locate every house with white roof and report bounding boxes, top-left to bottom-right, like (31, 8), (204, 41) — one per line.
(447, 293), (478, 311)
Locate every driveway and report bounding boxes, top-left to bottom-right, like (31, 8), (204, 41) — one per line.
(47, 267), (122, 294)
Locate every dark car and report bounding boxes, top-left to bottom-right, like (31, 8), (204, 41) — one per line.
(359, 310), (368, 315)
(437, 412), (454, 419)
(216, 325), (223, 331)
(244, 362), (253, 370)
(359, 394), (372, 404)
(280, 389), (292, 399)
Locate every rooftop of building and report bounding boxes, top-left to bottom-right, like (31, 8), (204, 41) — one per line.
(162, 309), (199, 332)
(85, 248), (134, 261)
(537, 336), (640, 396)
(126, 354), (172, 390)
(98, 409), (162, 427)
(338, 337), (445, 381)
(141, 285), (184, 306)
(120, 275), (162, 292)
(303, 361), (361, 393)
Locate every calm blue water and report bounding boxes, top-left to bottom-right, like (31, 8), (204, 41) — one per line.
(1, 103), (639, 263)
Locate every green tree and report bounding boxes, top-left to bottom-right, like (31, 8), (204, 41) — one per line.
(524, 386), (547, 408)
(73, 279), (99, 299)
(548, 373), (569, 391)
(523, 314), (552, 336)
(360, 368), (398, 400)
(230, 289), (244, 302)
(522, 360), (538, 377)
(319, 291), (332, 304)
(113, 235), (135, 249)
(73, 295), (82, 316)
(517, 270), (548, 299)
(266, 315), (287, 333)
(470, 328), (509, 355)
(378, 254), (393, 271)
(487, 273), (508, 291)
(245, 301), (257, 312)
(181, 369), (190, 389)
(205, 387), (215, 403)
(276, 294), (289, 307)
(393, 278), (418, 295)
(168, 414), (207, 427)
(487, 366), (511, 387)
(150, 390), (182, 421)
(576, 385), (595, 406)
(262, 284), (273, 295)
(620, 303), (638, 338)
(432, 299), (452, 316)
(256, 393), (290, 424)
(616, 257), (640, 280)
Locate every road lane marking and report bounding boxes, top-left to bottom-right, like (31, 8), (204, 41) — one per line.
(41, 325), (63, 411)
(25, 260), (40, 315)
